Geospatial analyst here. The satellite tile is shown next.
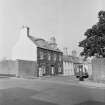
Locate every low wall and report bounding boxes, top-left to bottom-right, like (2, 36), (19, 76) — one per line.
(17, 60), (38, 78)
(92, 58), (105, 81)
(0, 60), (18, 76)
(87, 63), (92, 76)
(0, 59), (38, 78)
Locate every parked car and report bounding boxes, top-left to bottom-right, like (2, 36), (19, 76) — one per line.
(75, 64), (89, 80)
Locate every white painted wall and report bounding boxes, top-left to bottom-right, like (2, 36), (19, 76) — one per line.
(63, 62), (74, 75)
(12, 27), (37, 61)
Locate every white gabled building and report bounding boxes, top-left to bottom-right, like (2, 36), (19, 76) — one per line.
(12, 26), (37, 61)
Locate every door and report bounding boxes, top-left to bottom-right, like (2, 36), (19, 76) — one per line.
(51, 66), (55, 75)
(39, 67), (42, 77)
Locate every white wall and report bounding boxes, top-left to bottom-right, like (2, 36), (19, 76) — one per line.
(63, 62), (74, 76)
(12, 27), (37, 61)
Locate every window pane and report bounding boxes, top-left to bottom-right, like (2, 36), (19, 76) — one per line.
(40, 51), (44, 59)
(48, 54), (51, 60)
(54, 54), (56, 61)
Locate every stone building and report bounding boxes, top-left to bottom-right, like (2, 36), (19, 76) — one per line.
(12, 26), (63, 77)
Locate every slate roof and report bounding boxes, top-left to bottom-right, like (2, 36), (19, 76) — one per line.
(63, 55), (82, 63)
(28, 35), (62, 52)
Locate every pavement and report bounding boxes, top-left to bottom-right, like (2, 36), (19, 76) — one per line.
(39, 75), (105, 89)
(2, 75), (105, 89)
(79, 80), (105, 89)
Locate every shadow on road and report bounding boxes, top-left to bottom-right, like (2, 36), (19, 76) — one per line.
(0, 87), (59, 105)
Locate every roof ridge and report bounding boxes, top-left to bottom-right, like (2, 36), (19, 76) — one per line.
(28, 35), (62, 52)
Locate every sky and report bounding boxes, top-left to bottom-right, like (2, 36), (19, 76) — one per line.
(0, 0), (103, 59)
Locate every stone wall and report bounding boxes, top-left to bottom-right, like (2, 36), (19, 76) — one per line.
(17, 60), (38, 78)
(92, 58), (105, 81)
(87, 63), (92, 76)
(0, 59), (38, 78)
(0, 60), (18, 76)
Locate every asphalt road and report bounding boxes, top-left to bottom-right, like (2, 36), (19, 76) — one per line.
(0, 77), (105, 105)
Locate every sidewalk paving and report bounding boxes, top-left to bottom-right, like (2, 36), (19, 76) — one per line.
(10, 75), (105, 89)
(79, 80), (105, 89)
(40, 75), (105, 89)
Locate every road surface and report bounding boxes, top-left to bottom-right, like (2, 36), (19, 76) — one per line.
(0, 76), (105, 105)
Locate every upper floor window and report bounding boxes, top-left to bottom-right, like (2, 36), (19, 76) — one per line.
(39, 51), (44, 59)
(48, 53), (51, 60)
(59, 55), (62, 61)
(54, 54), (57, 61)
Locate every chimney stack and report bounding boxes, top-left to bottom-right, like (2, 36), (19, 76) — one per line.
(63, 47), (68, 55)
(26, 26), (30, 37)
(72, 50), (77, 57)
(22, 25), (30, 36)
(49, 36), (57, 49)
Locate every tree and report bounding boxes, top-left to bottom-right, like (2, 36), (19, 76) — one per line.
(79, 10), (105, 58)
